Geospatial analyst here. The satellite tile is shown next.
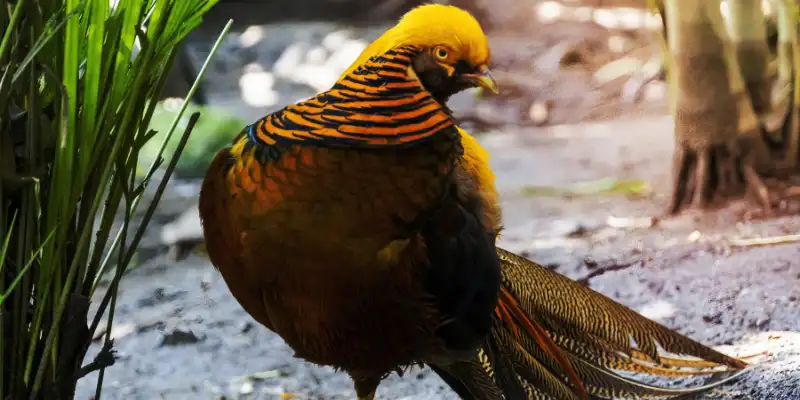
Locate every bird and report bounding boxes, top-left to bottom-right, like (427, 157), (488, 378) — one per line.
(198, 4), (748, 399)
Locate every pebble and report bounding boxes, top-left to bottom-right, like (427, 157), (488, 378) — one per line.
(160, 328), (204, 346)
(239, 26), (264, 48)
(528, 100), (550, 125)
(136, 287), (188, 308)
(322, 30), (351, 51)
(239, 381), (254, 395)
(593, 56), (643, 85)
(239, 71), (280, 107)
(273, 43), (308, 80)
(305, 45), (328, 65)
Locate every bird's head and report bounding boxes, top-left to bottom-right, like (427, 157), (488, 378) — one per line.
(338, 4), (497, 104)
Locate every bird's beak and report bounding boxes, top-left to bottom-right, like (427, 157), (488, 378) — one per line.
(464, 65), (499, 94)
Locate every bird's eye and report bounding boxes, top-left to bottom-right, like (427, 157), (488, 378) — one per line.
(434, 47), (449, 61)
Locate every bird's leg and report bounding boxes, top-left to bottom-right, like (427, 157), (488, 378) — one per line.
(350, 372), (381, 400)
(356, 391), (375, 400)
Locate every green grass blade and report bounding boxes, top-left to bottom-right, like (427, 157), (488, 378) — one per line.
(89, 18), (233, 313)
(0, 0), (26, 66)
(0, 229), (57, 306)
(0, 212), (17, 279)
(93, 112), (200, 400)
(2, 0), (222, 398)
(11, 5), (74, 84)
(144, 19), (232, 178)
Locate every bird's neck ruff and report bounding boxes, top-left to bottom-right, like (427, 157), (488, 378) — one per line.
(246, 45), (456, 149)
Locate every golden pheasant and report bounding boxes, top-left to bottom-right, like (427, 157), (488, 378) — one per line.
(198, 4), (748, 399)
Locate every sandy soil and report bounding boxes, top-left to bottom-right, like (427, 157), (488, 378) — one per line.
(75, 117), (800, 399)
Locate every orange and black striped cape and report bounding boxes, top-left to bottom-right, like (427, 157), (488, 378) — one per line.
(245, 44), (455, 150)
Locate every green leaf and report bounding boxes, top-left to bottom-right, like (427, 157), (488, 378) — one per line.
(520, 178), (653, 198)
(0, 213), (18, 280)
(0, 229), (57, 306)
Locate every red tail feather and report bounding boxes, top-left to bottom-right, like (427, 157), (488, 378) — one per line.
(496, 288), (589, 400)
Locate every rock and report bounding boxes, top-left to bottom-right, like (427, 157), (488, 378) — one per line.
(265, 32), (369, 93)
(273, 43), (309, 80)
(239, 380), (254, 396)
(215, 34), (248, 75)
(161, 206), (203, 247)
(703, 312), (723, 325)
(593, 56), (643, 85)
(162, 206), (206, 262)
(240, 321), (254, 334)
(239, 26), (265, 48)
(322, 30), (351, 51)
(238, 66), (280, 107)
(607, 35), (627, 53)
(305, 45), (328, 65)
(160, 328), (205, 347)
(136, 287), (188, 308)
(528, 100), (551, 126)
(621, 55), (665, 104)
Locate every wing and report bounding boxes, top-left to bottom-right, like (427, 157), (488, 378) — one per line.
(418, 179), (502, 354)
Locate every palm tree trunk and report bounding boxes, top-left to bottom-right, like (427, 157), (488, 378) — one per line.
(666, 0), (773, 213)
(773, 0), (800, 168)
(724, 0), (771, 113)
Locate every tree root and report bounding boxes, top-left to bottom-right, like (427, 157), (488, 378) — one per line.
(742, 163), (773, 212)
(667, 142), (774, 215)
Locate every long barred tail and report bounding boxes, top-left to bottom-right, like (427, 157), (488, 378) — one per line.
(428, 248), (749, 400)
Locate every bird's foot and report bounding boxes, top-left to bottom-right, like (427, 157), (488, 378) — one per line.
(351, 372), (381, 400)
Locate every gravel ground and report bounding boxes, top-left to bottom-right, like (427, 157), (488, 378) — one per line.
(76, 117), (800, 399)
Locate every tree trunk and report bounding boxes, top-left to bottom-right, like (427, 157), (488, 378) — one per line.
(724, 0), (771, 114)
(666, 0), (774, 214)
(773, 0), (800, 169)
(776, 2), (794, 90)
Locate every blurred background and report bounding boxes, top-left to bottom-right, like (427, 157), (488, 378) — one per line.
(161, 0), (667, 128)
(74, 0), (800, 398)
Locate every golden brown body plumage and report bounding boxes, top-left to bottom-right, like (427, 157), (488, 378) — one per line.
(199, 4), (748, 399)
(201, 124), (464, 374)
